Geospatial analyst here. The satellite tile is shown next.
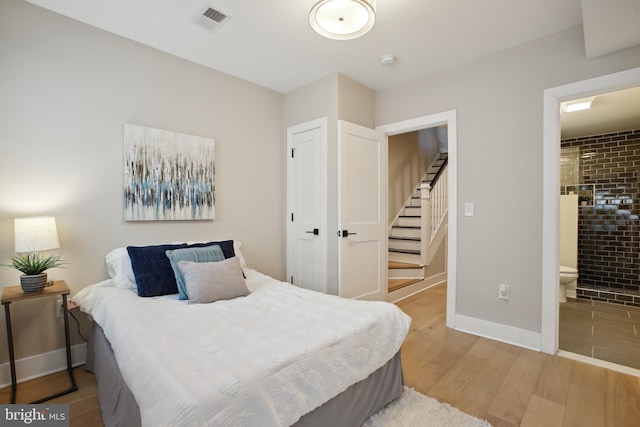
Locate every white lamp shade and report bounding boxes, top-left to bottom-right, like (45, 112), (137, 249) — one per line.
(309, 0), (376, 40)
(14, 216), (60, 253)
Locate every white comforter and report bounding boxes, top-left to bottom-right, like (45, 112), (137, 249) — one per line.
(73, 269), (411, 427)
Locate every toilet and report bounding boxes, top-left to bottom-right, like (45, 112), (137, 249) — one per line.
(559, 266), (578, 303)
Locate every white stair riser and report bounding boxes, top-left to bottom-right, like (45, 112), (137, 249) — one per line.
(408, 198), (421, 207)
(389, 239), (420, 251)
(398, 216), (421, 227)
(389, 227), (420, 239)
(389, 268), (424, 279)
(403, 206), (421, 216)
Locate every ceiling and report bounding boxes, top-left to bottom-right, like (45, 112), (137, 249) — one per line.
(561, 86), (640, 139)
(22, 1), (640, 138)
(24, 0), (584, 94)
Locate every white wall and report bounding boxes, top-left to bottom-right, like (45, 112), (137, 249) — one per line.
(0, 0), (284, 363)
(376, 25), (640, 338)
(388, 132), (425, 221)
(559, 195), (578, 269)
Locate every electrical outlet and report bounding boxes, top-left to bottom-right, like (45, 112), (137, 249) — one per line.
(498, 283), (510, 300)
(56, 299), (63, 318)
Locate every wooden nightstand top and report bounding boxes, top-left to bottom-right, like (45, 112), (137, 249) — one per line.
(1, 280), (70, 304)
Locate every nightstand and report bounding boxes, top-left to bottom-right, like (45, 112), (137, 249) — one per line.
(1, 280), (78, 403)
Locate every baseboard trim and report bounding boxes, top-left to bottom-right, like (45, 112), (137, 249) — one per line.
(0, 343), (87, 388)
(455, 314), (541, 351)
(557, 350), (640, 377)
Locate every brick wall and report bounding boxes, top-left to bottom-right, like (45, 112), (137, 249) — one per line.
(561, 128), (640, 305)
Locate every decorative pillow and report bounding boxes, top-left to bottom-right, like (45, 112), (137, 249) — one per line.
(105, 247), (137, 289)
(178, 257), (249, 304)
(187, 240), (236, 259)
(186, 239), (246, 275)
(127, 243), (187, 297)
(233, 241), (247, 268)
(166, 245), (225, 300)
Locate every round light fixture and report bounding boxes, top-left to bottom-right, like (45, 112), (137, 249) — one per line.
(309, 0), (376, 40)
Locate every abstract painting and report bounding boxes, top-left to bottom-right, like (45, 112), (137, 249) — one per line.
(123, 123), (215, 221)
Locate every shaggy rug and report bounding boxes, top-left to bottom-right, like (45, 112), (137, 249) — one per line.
(363, 387), (492, 427)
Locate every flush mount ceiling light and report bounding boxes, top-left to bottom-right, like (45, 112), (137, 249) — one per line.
(309, 0), (376, 40)
(562, 98), (595, 113)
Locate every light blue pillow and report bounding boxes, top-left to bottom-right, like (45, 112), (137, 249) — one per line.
(166, 245), (225, 300)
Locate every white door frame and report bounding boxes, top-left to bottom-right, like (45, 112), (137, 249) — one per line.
(377, 110), (458, 328)
(541, 67), (640, 354)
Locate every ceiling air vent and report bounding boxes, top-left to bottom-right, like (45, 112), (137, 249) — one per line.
(193, 5), (231, 32)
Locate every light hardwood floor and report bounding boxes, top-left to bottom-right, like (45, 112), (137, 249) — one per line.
(2, 282), (640, 426)
(396, 283), (640, 427)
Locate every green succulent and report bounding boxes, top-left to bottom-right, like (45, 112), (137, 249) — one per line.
(6, 252), (66, 275)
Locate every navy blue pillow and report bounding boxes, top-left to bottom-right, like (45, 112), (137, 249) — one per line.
(188, 240), (235, 258)
(127, 243), (187, 297)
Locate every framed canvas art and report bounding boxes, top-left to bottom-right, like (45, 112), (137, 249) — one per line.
(123, 123), (215, 221)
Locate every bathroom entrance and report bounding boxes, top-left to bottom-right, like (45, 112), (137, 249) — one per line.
(543, 69), (640, 373)
(556, 84), (640, 371)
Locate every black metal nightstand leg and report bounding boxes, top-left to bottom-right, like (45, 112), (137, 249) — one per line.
(4, 301), (17, 404)
(30, 295), (77, 404)
(61, 294), (77, 391)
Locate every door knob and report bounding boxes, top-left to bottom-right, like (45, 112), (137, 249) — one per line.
(305, 228), (319, 235)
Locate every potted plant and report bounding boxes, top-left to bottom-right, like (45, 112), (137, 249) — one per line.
(5, 252), (66, 292)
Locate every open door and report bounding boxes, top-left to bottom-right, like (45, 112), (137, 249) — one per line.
(338, 120), (388, 301)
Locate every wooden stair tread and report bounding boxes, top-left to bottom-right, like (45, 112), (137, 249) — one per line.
(389, 248), (420, 254)
(389, 236), (420, 242)
(388, 278), (422, 292)
(389, 261), (423, 269)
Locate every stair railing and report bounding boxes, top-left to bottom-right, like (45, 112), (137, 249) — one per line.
(420, 163), (448, 265)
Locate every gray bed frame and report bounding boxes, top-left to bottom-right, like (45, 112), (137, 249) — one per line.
(86, 322), (404, 426)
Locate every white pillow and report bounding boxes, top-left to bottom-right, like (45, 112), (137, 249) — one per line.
(178, 257), (249, 304)
(233, 240), (247, 268)
(105, 247), (137, 289)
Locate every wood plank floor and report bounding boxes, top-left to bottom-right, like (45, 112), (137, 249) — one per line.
(2, 282), (639, 426)
(396, 283), (640, 427)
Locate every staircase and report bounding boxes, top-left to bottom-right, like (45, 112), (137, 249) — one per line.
(388, 152), (448, 291)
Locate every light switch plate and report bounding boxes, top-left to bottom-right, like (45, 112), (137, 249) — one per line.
(464, 202), (474, 217)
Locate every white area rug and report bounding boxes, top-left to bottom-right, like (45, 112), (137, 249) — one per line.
(364, 387), (492, 427)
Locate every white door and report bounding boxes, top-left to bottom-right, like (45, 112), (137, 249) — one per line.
(338, 120), (388, 300)
(286, 118), (327, 292)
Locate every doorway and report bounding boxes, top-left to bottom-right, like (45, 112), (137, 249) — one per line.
(558, 88), (640, 371)
(541, 67), (640, 370)
(387, 127), (448, 298)
(377, 110), (458, 328)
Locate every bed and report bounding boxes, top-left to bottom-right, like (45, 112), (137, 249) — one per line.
(73, 241), (411, 426)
